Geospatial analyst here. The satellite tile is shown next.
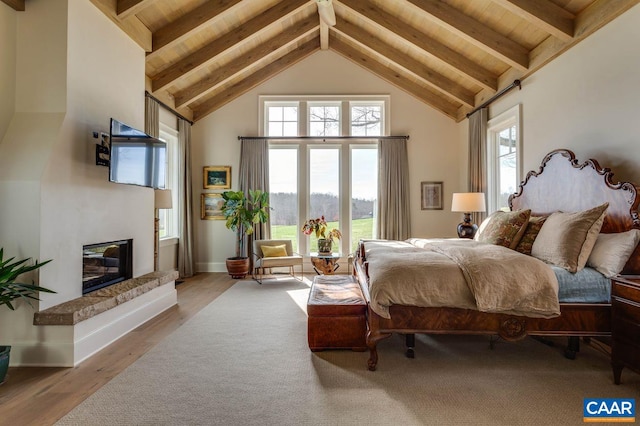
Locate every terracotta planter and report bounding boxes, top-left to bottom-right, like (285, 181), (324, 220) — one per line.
(226, 257), (250, 279)
(0, 346), (10, 385)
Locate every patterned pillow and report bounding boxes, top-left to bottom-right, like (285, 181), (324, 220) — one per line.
(514, 216), (548, 255)
(474, 209), (531, 249)
(261, 244), (288, 258)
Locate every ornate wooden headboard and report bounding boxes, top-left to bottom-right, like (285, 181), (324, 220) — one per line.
(509, 149), (640, 274)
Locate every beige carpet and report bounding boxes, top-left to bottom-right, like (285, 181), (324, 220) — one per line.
(58, 278), (639, 426)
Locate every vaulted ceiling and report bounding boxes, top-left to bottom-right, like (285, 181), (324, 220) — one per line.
(6, 0), (639, 122)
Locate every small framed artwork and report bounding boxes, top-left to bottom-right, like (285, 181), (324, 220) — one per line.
(203, 166), (231, 190)
(421, 181), (443, 210)
(201, 193), (225, 220)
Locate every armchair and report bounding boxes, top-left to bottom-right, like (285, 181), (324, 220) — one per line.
(253, 239), (303, 284)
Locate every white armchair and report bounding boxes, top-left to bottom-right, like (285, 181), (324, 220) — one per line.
(253, 239), (303, 284)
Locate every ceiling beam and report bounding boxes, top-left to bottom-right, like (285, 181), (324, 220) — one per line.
(330, 35), (461, 120)
(338, 0), (497, 91)
(116, 0), (159, 20)
(192, 37), (321, 121)
(89, 0), (152, 51)
(173, 18), (318, 108)
(149, 0), (243, 59)
(491, 0), (574, 41)
(469, 0), (640, 116)
(405, 0), (530, 71)
(334, 16), (475, 107)
(150, 0), (310, 92)
(1, 0), (24, 11)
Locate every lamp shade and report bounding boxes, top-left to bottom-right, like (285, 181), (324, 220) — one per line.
(154, 189), (173, 209)
(451, 192), (486, 213)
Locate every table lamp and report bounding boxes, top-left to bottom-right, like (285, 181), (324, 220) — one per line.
(451, 192), (486, 239)
(154, 189), (173, 271)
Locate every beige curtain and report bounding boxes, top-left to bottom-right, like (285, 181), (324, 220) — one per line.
(468, 108), (488, 223)
(238, 138), (271, 261)
(377, 138), (411, 240)
(177, 119), (195, 278)
(144, 96), (160, 137)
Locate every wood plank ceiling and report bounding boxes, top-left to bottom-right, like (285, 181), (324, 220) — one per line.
(7, 0), (639, 122)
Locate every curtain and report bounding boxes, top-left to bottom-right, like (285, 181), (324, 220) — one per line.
(144, 96), (160, 138)
(377, 138), (411, 240)
(468, 108), (488, 224)
(177, 119), (195, 278)
(238, 138), (271, 261)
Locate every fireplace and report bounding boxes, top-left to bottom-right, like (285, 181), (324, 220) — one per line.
(82, 239), (133, 294)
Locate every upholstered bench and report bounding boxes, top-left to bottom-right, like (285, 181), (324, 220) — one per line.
(307, 275), (367, 351)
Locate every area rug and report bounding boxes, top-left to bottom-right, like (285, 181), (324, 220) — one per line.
(57, 278), (639, 425)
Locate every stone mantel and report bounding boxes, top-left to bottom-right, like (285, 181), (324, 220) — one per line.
(34, 271), (179, 326)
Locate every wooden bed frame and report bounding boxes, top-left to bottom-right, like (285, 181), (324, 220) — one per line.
(354, 149), (640, 371)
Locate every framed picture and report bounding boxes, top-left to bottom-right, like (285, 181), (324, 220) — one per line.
(201, 193), (225, 220)
(203, 166), (231, 190)
(421, 181), (443, 210)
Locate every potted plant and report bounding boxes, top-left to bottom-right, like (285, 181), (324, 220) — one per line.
(0, 248), (55, 385)
(301, 216), (342, 253)
(221, 190), (270, 279)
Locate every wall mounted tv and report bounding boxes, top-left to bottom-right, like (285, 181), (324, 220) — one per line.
(108, 118), (166, 189)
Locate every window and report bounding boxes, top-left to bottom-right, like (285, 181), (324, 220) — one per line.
(309, 103), (340, 136)
(261, 95), (388, 254)
(266, 103), (298, 136)
(158, 125), (179, 239)
(487, 105), (521, 213)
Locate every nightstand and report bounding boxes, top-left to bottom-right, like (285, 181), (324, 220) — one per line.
(610, 275), (640, 384)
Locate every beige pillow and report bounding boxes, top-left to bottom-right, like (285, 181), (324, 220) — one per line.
(531, 203), (609, 273)
(474, 209), (531, 249)
(261, 244), (288, 258)
(587, 229), (640, 277)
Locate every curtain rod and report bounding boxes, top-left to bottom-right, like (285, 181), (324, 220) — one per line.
(145, 91), (194, 125)
(466, 79), (521, 118)
(238, 135), (409, 141)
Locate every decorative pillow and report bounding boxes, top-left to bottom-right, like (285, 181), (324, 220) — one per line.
(474, 209), (531, 249)
(531, 203), (609, 273)
(261, 244), (288, 258)
(514, 215), (548, 255)
(587, 229), (640, 277)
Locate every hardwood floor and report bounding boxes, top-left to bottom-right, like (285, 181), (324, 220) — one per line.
(0, 273), (237, 426)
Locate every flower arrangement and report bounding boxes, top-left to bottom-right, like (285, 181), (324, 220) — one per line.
(301, 216), (342, 242)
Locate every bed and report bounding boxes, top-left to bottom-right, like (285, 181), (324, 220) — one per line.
(354, 149), (640, 371)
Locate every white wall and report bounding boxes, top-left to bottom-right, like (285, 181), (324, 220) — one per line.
(477, 4), (640, 185)
(0, 0), (152, 365)
(0, 3), (16, 142)
(192, 50), (462, 272)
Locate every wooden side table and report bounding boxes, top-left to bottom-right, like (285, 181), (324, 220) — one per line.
(310, 252), (341, 275)
(610, 275), (640, 384)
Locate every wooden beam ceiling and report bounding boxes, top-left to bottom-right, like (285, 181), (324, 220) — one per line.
(84, 0), (640, 122)
(1, 0), (24, 11)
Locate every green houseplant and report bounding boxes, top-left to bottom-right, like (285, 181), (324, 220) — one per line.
(0, 248), (55, 385)
(221, 190), (270, 279)
(301, 216), (342, 253)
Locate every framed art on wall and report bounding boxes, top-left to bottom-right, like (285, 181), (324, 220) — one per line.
(421, 181), (443, 210)
(203, 166), (231, 189)
(201, 193), (225, 220)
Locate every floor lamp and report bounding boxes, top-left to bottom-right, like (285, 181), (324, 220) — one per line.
(451, 192), (486, 239)
(154, 189), (173, 271)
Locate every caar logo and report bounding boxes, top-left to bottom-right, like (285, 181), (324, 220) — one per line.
(583, 398), (635, 422)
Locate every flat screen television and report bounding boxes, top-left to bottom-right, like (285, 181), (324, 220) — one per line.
(108, 118), (167, 189)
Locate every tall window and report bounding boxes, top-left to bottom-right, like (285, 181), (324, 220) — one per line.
(261, 95), (388, 254)
(269, 147), (299, 251)
(158, 125), (178, 239)
(487, 105), (521, 212)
